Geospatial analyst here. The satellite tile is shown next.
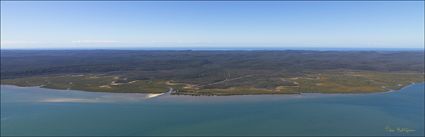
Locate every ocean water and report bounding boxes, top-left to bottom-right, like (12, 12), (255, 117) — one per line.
(1, 83), (424, 136)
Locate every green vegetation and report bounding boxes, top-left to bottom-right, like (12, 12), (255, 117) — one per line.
(172, 70), (424, 95)
(0, 74), (185, 93)
(1, 50), (424, 95)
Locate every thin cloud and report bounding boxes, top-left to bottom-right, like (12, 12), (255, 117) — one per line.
(71, 40), (121, 44)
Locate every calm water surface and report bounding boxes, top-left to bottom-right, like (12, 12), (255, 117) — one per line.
(1, 84), (424, 136)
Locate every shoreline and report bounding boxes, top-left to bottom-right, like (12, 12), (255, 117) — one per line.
(2, 82), (423, 97)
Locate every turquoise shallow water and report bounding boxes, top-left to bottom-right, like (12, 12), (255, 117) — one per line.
(1, 83), (424, 136)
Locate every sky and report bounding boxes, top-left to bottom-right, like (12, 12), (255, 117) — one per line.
(1, 1), (424, 49)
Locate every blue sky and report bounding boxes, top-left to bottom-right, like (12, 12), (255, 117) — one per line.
(1, 1), (424, 49)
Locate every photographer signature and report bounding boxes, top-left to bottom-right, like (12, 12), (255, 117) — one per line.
(385, 126), (416, 133)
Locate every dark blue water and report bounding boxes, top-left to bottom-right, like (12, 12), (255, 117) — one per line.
(1, 83), (424, 136)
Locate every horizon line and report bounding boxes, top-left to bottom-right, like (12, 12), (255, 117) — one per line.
(1, 47), (424, 51)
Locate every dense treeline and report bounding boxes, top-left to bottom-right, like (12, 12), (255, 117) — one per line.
(1, 50), (424, 83)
